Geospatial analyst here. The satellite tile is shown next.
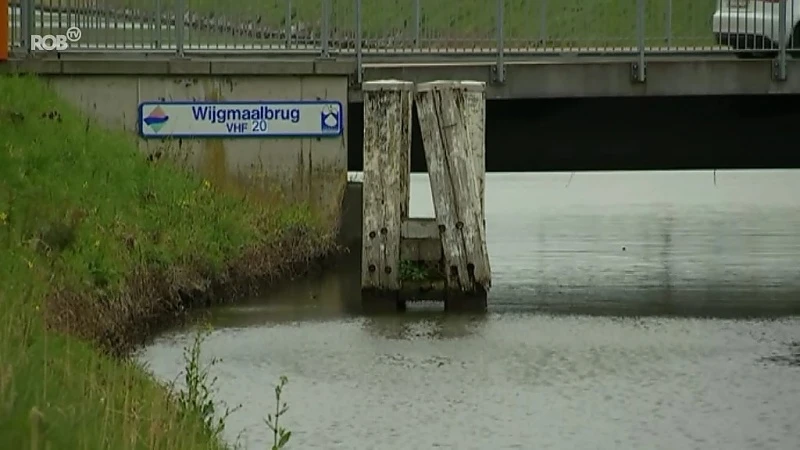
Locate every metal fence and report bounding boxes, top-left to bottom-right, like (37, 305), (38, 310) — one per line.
(6, 1), (800, 61)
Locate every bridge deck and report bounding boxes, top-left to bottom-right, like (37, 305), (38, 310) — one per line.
(3, 55), (800, 100)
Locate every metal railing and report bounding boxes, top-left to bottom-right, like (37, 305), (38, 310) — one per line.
(6, 0), (800, 75)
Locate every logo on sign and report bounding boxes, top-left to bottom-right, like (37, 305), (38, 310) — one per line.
(31, 27), (82, 51)
(320, 105), (339, 132)
(143, 106), (169, 132)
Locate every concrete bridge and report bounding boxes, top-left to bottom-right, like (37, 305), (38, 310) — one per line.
(6, 54), (800, 99)
(4, 0), (800, 260)
(5, 0), (800, 98)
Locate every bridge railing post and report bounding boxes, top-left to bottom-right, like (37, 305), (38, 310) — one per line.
(413, 0), (420, 48)
(356, 0), (362, 83)
(633, 0), (646, 82)
(321, 0), (331, 57)
(285, 0), (292, 49)
(155, 0), (163, 49)
(494, 0), (505, 83)
(19, 0), (32, 53)
(538, 0), (548, 45)
(775, 0), (787, 81)
(175, 0), (185, 56)
(664, 0), (672, 47)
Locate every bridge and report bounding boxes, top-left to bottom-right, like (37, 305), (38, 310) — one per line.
(3, 1), (799, 182)
(4, 1), (800, 311)
(3, 1), (800, 175)
(4, 0), (800, 97)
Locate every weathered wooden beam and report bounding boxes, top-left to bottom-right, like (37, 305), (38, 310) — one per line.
(361, 80), (414, 304)
(415, 80), (491, 300)
(417, 80), (486, 223)
(400, 238), (442, 262)
(461, 81), (486, 222)
(400, 218), (442, 262)
(401, 218), (439, 239)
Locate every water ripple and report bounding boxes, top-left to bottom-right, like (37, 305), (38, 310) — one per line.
(138, 171), (800, 449)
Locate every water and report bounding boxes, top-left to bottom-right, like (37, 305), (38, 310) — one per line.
(138, 170), (800, 449)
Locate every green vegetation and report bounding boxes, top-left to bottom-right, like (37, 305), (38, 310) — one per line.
(173, 326), (295, 449)
(0, 300), (229, 449)
(33, 0), (717, 48)
(399, 259), (442, 282)
(174, 327), (239, 442)
(0, 74), (333, 448)
(265, 376), (292, 450)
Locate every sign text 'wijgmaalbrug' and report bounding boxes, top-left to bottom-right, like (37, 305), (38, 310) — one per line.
(138, 101), (343, 138)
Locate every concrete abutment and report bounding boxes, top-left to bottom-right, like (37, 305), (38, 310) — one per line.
(43, 74), (349, 232)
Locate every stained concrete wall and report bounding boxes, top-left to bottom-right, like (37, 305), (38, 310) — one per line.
(46, 75), (348, 231)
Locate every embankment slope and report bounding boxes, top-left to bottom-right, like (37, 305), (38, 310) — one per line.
(0, 74), (336, 448)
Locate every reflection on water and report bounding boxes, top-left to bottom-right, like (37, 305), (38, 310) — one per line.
(138, 170), (800, 449)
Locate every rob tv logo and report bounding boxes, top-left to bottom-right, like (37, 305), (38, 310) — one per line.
(31, 27), (82, 51)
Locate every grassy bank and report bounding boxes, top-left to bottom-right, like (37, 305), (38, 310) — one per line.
(0, 74), (336, 448)
(27, 0), (716, 48)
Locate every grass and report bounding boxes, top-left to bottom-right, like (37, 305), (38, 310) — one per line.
(0, 74), (335, 448)
(21, 0), (719, 49)
(0, 295), (229, 449)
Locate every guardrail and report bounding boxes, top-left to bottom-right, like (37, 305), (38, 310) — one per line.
(5, 0), (800, 79)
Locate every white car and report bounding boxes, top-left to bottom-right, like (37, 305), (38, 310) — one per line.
(712, 0), (800, 57)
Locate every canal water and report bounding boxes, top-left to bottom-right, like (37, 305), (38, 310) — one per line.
(137, 170), (800, 450)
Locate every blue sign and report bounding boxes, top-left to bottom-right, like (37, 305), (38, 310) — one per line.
(138, 101), (344, 138)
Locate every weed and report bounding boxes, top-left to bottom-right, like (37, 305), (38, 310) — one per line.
(173, 325), (240, 441)
(399, 260), (442, 282)
(171, 326), (297, 450)
(265, 376), (292, 450)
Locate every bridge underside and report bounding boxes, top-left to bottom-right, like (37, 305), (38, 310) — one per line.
(349, 94), (800, 172)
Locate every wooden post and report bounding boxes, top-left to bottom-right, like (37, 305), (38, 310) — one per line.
(460, 81), (486, 222)
(415, 80), (491, 311)
(361, 80), (413, 310)
(0, 0), (8, 61)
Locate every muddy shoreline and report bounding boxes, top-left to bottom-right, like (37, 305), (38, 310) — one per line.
(45, 229), (348, 357)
